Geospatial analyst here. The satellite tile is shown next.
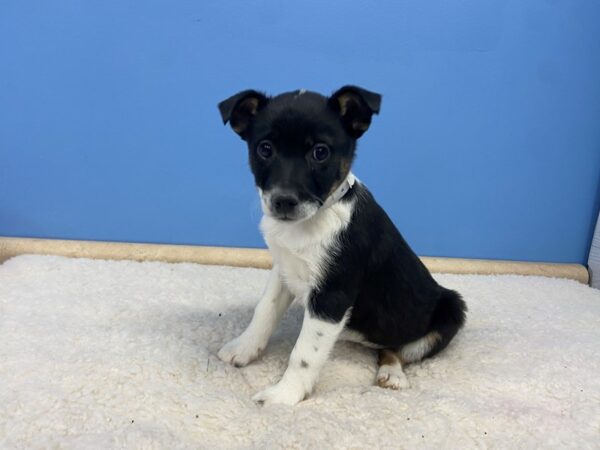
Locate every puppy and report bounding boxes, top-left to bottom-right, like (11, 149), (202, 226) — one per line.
(217, 86), (467, 405)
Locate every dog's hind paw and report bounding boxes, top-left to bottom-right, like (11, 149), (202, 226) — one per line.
(376, 365), (410, 390)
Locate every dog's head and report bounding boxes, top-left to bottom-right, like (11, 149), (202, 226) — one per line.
(218, 86), (381, 222)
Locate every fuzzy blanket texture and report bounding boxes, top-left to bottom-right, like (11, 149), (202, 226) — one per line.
(1, 255), (599, 449)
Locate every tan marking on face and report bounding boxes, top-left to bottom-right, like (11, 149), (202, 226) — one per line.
(326, 179), (343, 198)
(325, 160), (352, 198)
(341, 158), (351, 174)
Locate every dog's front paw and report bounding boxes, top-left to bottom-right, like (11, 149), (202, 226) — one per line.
(252, 380), (307, 406)
(218, 333), (265, 368)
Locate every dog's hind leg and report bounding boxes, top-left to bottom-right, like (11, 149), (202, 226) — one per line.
(377, 289), (467, 390)
(376, 349), (410, 390)
(398, 288), (467, 365)
(377, 329), (445, 389)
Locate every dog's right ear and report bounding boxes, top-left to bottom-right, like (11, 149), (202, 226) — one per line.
(328, 86), (381, 138)
(218, 90), (268, 140)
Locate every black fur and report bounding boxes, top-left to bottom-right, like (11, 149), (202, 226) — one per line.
(219, 86), (466, 359)
(310, 184), (467, 353)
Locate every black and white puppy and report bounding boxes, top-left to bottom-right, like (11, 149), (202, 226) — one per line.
(217, 86), (467, 406)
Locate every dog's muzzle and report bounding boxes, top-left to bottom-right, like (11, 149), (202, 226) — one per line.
(258, 173), (356, 222)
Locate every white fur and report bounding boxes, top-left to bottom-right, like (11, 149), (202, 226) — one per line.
(219, 187), (357, 405)
(377, 363), (410, 390)
(252, 309), (350, 405)
(400, 331), (442, 363)
(260, 197), (355, 302)
(250, 199), (355, 404)
(217, 267), (293, 367)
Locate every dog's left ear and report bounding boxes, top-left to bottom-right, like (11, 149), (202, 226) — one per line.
(218, 90), (269, 140)
(328, 85), (382, 138)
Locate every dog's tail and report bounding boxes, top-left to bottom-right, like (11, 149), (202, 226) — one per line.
(400, 289), (467, 363)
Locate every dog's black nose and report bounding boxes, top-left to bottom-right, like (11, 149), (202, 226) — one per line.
(272, 194), (299, 215)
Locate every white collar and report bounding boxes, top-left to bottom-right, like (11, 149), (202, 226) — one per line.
(321, 172), (356, 210)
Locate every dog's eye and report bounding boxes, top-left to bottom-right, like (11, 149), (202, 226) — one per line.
(257, 141), (273, 159)
(312, 144), (330, 162)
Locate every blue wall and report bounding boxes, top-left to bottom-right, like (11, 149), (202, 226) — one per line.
(1, 1), (599, 264)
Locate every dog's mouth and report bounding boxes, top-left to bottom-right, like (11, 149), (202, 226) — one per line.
(276, 215), (295, 222)
(268, 207), (315, 223)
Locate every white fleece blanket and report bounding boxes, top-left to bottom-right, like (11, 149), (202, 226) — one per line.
(0, 255), (599, 449)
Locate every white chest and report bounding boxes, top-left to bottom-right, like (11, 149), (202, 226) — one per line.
(260, 200), (355, 301)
